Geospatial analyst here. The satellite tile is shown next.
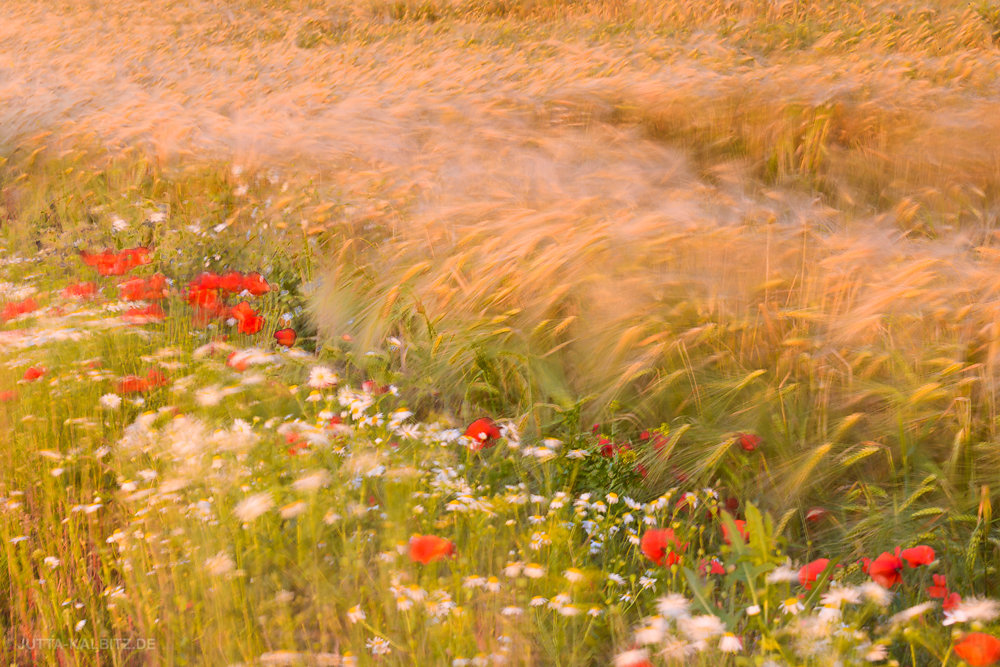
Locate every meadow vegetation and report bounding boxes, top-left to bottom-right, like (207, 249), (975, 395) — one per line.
(2, 0), (1000, 663)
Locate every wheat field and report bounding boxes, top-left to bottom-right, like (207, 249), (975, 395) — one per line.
(3, 0), (1000, 664)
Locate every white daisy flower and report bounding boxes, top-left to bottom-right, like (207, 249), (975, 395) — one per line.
(677, 614), (725, 642)
(307, 366), (339, 389)
(943, 597), (1000, 625)
(523, 563), (545, 579)
(719, 633), (743, 653)
(99, 393), (122, 409)
(780, 597), (804, 615)
(657, 593), (690, 620)
(346, 605), (365, 623)
(233, 492), (273, 522)
(858, 581), (893, 607)
(613, 649), (650, 667)
(889, 601), (936, 626)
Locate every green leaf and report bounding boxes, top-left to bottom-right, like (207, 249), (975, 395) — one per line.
(802, 558), (839, 609)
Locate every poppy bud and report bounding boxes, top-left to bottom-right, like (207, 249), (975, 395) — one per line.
(274, 327), (296, 347)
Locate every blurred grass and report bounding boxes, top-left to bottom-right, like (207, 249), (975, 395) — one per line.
(3, 0), (1000, 579)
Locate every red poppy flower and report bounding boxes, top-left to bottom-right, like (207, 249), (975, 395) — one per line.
(635, 462), (648, 478)
(639, 430), (650, 441)
(62, 282), (97, 299)
(116, 368), (167, 394)
(721, 519), (748, 545)
(798, 558), (830, 590)
(82, 247), (151, 276)
(117, 375), (148, 394)
(737, 433), (762, 452)
(231, 301), (264, 335)
(80, 250), (119, 276)
(599, 438), (615, 458)
(120, 274), (168, 301)
(1, 297), (39, 322)
(598, 439), (631, 458)
(929, 574), (949, 598)
(23, 367), (46, 382)
(362, 380), (389, 395)
(408, 535), (455, 564)
(651, 432), (671, 454)
(285, 433), (310, 456)
(0, 390), (16, 402)
(80, 249), (111, 268)
(274, 327), (296, 347)
(145, 368), (168, 388)
(118, 277), (145, 301)
(190, 272), (222, 291)
(641, 528), (683, 566)
(219, 271), (244, 293)
(868, 550), (903, 588)
(955, 633), (1000, 666)
(118, 246), (152, 270)
(944, 592), (962, 611)
(242, 272), (270, 296)
(675, 493), (697, 511)
(901, 545), (935, 567)
(187, 286), (219, 309)
(464, 417), (501, 450)
(699, 558), (725, 576)
(123, 304), (165, 323)
(287, 441), (309, 456)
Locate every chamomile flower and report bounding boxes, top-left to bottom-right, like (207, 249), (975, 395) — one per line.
(657, 594), (690, 620)
(719, 633), (743, 653)
(767, 563), (800, 584)
(889, 601), (936, 626)
(366, 637), (391, 656)
(307, 366), (338, 389)
(346, 605), (365, 623)
(781, 597), (804, 615)
(677, 614), (726, 642)
(858, 582), (893, 607)
(943, 597), (1000, 625)
(502, 562), (523, 578)
(233, 492), (273, 522)
(821, 585), (861, 607)
(523, 563), (545, 579)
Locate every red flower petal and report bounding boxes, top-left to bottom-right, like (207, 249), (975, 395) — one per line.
(737, 433), (762, 452)
(231, 301), (264, 334)
(274, 327), (296, 347)
(901, 545), (935, 567)
(721, 519), (748, 545)
(868, 551), (903, 589)
(955, 633), (1000, 666)
(408, 535), (455, 564)
(464, 417), (501, 450)
(641, 529), (683, 566)
(220, 271), (244, 293)
(242, 272), (270, 296)
(23, 367), (46, 382)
